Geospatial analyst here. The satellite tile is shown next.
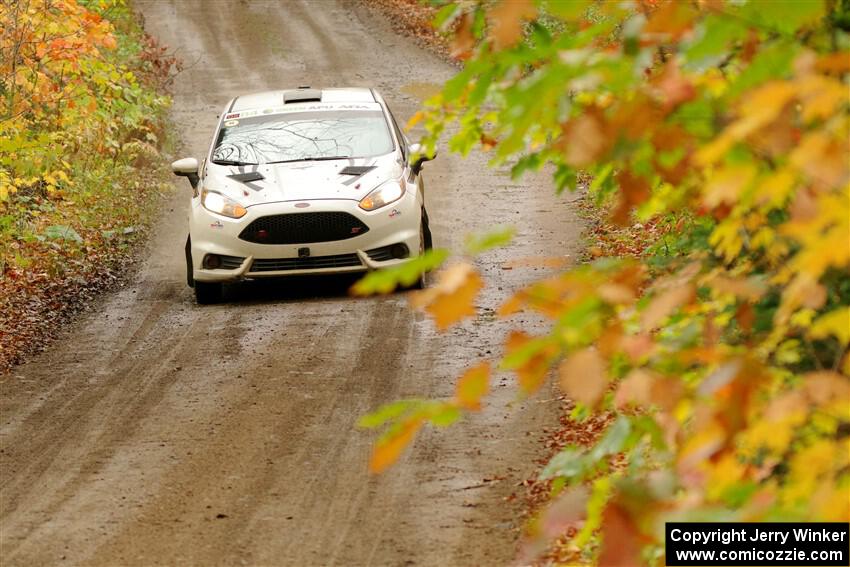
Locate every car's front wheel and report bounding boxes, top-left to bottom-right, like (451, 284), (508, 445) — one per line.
(194, 281), (222, 304)
(413, 209), (433, 290)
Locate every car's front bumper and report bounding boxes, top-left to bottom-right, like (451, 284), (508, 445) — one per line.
(189, 192), (421, 283)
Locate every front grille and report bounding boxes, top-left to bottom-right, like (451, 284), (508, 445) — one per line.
(366, 245), (395, 262)
(250, 253), (362, 272)
(219, 255), (246, 269)
(239, 212), (369, 245)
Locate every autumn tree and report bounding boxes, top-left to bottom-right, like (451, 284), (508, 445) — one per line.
(356, 0), (850, 563)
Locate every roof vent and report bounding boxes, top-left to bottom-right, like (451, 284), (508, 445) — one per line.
(284, 88), (322, 103)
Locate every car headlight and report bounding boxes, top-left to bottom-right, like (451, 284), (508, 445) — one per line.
(201, 189), (247, 218)
(359, 180), (404, 211)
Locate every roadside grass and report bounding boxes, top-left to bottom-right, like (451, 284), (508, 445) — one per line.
(0, 1), (177, 372)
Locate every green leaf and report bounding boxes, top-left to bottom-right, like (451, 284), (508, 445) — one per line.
(358, 399), (422, 429)
(432, 3), (461, 31)
(543, 0), (590, 21)
(737, 0), (826, 36)
(351, 248), (449, 295)
(44, 225), (82, 242)
(684, 14), (747, 65)
(539, 447), (588, 480)
(588, 416), (631, 460)
(729, 41), (798, 97)
(426, 402), (462, 427)
(465, 226), (516, 255)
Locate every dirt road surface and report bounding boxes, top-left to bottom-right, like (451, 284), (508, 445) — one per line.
(0, 2), (583, 565)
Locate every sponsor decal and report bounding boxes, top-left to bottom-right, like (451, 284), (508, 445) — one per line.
(224, 119), (239, 127)
(210, 220), (224, 229)
(294, 202), (310, 208)
(224, 113), (240, 119)
(388, 209), (402, 218)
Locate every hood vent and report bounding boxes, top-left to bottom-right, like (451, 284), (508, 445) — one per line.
(227, 171), (265, 183)
(339, 165), (376, 176)
(284, 88), (322, 103)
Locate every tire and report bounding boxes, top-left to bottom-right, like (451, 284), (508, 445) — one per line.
(412, 210), (432, 289)
(194, 281), (222, 304)
(422, 208), (433, 251)
(185, 235), (194, 288)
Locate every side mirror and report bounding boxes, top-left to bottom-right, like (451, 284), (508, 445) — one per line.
(408, 143), (436, 174)
(171, 157), (199, 189)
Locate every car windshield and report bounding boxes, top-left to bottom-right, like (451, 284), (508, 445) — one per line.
(212, 110), (394, 164)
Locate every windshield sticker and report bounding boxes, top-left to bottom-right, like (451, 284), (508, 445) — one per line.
(225, 103), (381, 121)
(224, 119), (239, 128)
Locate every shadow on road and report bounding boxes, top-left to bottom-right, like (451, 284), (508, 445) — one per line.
(222, 273), (376, 304)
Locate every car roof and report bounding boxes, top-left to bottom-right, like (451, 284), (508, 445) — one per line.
(229, 87), (378, 113)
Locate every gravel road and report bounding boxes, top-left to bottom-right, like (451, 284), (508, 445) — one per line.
(0, 2), (583, 565)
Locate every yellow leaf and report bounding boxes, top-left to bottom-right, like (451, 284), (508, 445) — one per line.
(809, 307), (850, 345)
(454, 362), (491, 411)
(783, 439), (841, 505)
(409, 263), (483, 330)
(706, 453), (746, 501)
(796, 75), (848, 123)
(678, 420), (726, 472)
(731, 81), (797, 140)
(702, 164), (757, 208)
(558, 348), (607, 407)
(754, 168), (796, 207)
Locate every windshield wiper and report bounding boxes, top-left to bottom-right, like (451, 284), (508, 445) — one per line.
(212, 159), (258, 166)
(264, 156), (352, 165)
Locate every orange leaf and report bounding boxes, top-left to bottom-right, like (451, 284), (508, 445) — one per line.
(598, 501), (645, 567)
(558, 348), (607, 407)
(488, 0), (537, 49)
(560, 108), (610, 168)
(455, 362), (491, 411)
(505, 331), (558, 396)
(615, 369), (683, 412)
(641, 283), (695, 330)
(369, 416), (424, 474)
(406, 110), (425, 130)
(612, 170), (651, 226)
(451, 13), (475, 59)
(707, 275), (768, 301)
(409, 263), (483, 330)
(643, 1), (696, 41)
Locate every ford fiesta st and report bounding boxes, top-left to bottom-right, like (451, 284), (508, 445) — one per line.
(171, 87), (435, 304)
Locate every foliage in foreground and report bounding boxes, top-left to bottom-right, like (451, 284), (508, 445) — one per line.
(357, 0), (850, 563)
(0, 0), (175, 369)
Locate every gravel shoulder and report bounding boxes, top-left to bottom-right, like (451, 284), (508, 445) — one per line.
(0, 2), (583, 565)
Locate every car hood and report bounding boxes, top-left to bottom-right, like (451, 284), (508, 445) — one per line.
(202, 153), (402, 207)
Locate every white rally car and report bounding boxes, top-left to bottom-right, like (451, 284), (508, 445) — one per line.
(171, 87), (434, 303)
